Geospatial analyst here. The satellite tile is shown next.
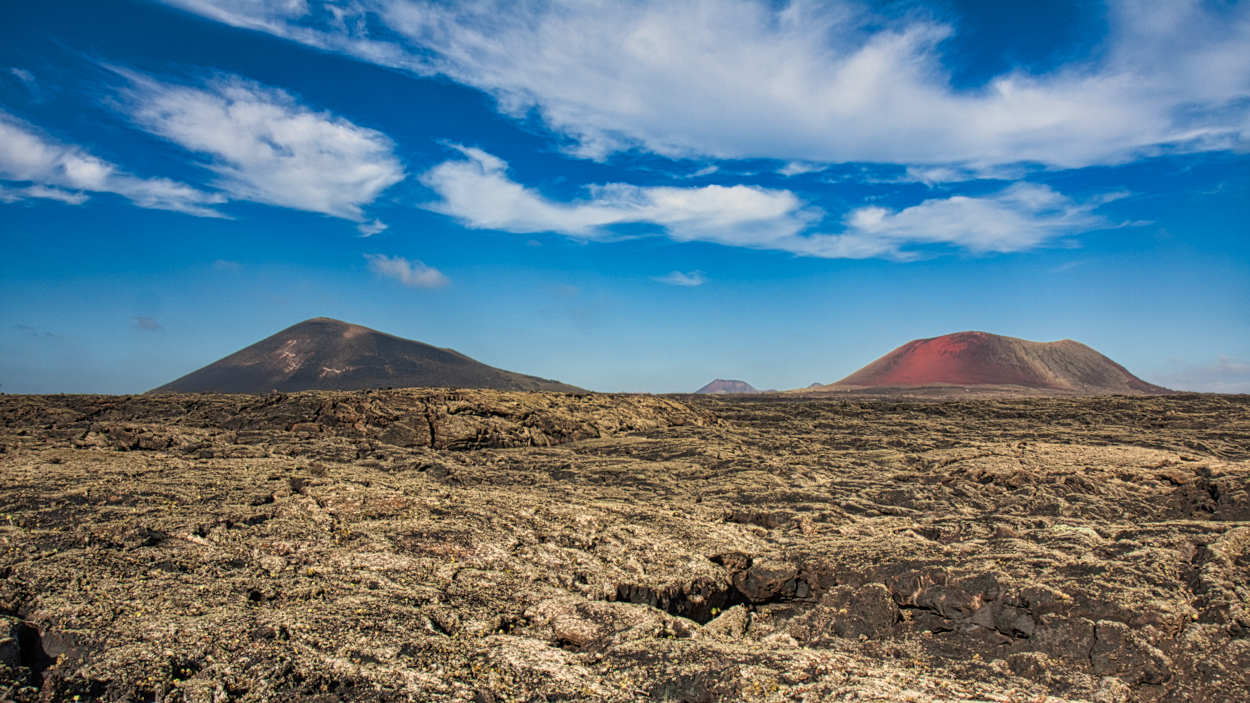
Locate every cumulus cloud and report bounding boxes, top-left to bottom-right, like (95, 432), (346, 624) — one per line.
(0, 111), (225, 216)
(117, 70), (405, 223)
(159, 0), (1250, 170)
(654, 270), (706, 287)
(797, 183), (1119, 259)
(365, 253), (449, 288)
(1155, 357), (1250, 394)
(422, 148), (1114, 259)
(422, 146), (818, 247)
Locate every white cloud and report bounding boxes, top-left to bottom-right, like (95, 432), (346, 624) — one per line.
(118, 70), (405, 223)
(422, 148), (1114, 259)
(9, 68), (35, 87)
(159, 0), (1250, 171)
(0, 111), (225, 216)
(365, 253), (449, 288)
(654, 270), (706, 287)
(799, 183), (1118, 259)
(356, 219), (388, 236)
(1154, 356), (1250, 394)
(0, 184), (89, 205)
(778, 162), (826, 177)
(422, 145), (818, 246)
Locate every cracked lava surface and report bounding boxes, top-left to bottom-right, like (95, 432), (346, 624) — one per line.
(0, 390), (1248, 702)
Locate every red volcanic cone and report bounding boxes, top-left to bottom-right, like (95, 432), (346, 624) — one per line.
(830, 331), (1171, 395)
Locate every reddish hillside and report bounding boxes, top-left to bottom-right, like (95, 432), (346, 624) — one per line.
(825, 331), (1172, 395)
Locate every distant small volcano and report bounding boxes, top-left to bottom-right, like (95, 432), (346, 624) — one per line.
(695, 379), (763, 394)
(821, 331), (1171, 395)
(149, 317), (583, 394)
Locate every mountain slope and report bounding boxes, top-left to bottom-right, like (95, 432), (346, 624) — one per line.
(694, 379), (762, 394)
(821, 331), (1171, 395)
(149, 318), (584, 394)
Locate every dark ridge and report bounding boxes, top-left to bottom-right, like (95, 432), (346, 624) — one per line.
(149, 317), (584, 394)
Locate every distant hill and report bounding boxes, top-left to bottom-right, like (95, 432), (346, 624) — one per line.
(811, 331), (1172, 396)
(695, 379), (765, 394)
(149, 318), (584, 394)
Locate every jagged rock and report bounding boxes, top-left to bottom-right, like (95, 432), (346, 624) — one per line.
(527, 597), (696, 651)
(1090, 620), (1171, 684)
(698, 605), (752, 641)
(991, 603), (1036, 637)
(819, 584), (899, 640)
(1033, 615), (1097, 662)
(1007, 651), (1052, 679)
(729, 559), (804, 601)
(0, 616), (20, 671)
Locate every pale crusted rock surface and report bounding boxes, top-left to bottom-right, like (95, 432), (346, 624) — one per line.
(0, 390), (1247, 702)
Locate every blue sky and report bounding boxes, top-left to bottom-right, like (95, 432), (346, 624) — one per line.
(1, 0), (1247, 394)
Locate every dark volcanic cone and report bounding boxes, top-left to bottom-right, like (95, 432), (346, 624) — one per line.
(826, 331), (1172, 395)
(695, 379), (761, 394)
(149, 317), (584, 394)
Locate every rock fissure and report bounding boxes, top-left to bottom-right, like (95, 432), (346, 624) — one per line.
(610, 581), (750, 625)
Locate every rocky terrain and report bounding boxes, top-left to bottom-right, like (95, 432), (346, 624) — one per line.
(1, 389), (1247, 702)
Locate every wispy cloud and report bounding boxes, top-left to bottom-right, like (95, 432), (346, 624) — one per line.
(9, 68), (35, 87)
(654, 270), (706, 287)
(160, 0), (1250, 171)
(0, 184), (89, 205)
(12, 324), (57, 338)
(117, 69), (405, 224)
(356, 219), (388, 236)
(422, 148), (1116, 259)
(547, 284), (580, 297)
(1049, 260), (1085, 274)
(365, 253), (449, 289)
(0, 110), (225, 216)
(134, 316), (163, 331)
(1154, 356), (1250, 394)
